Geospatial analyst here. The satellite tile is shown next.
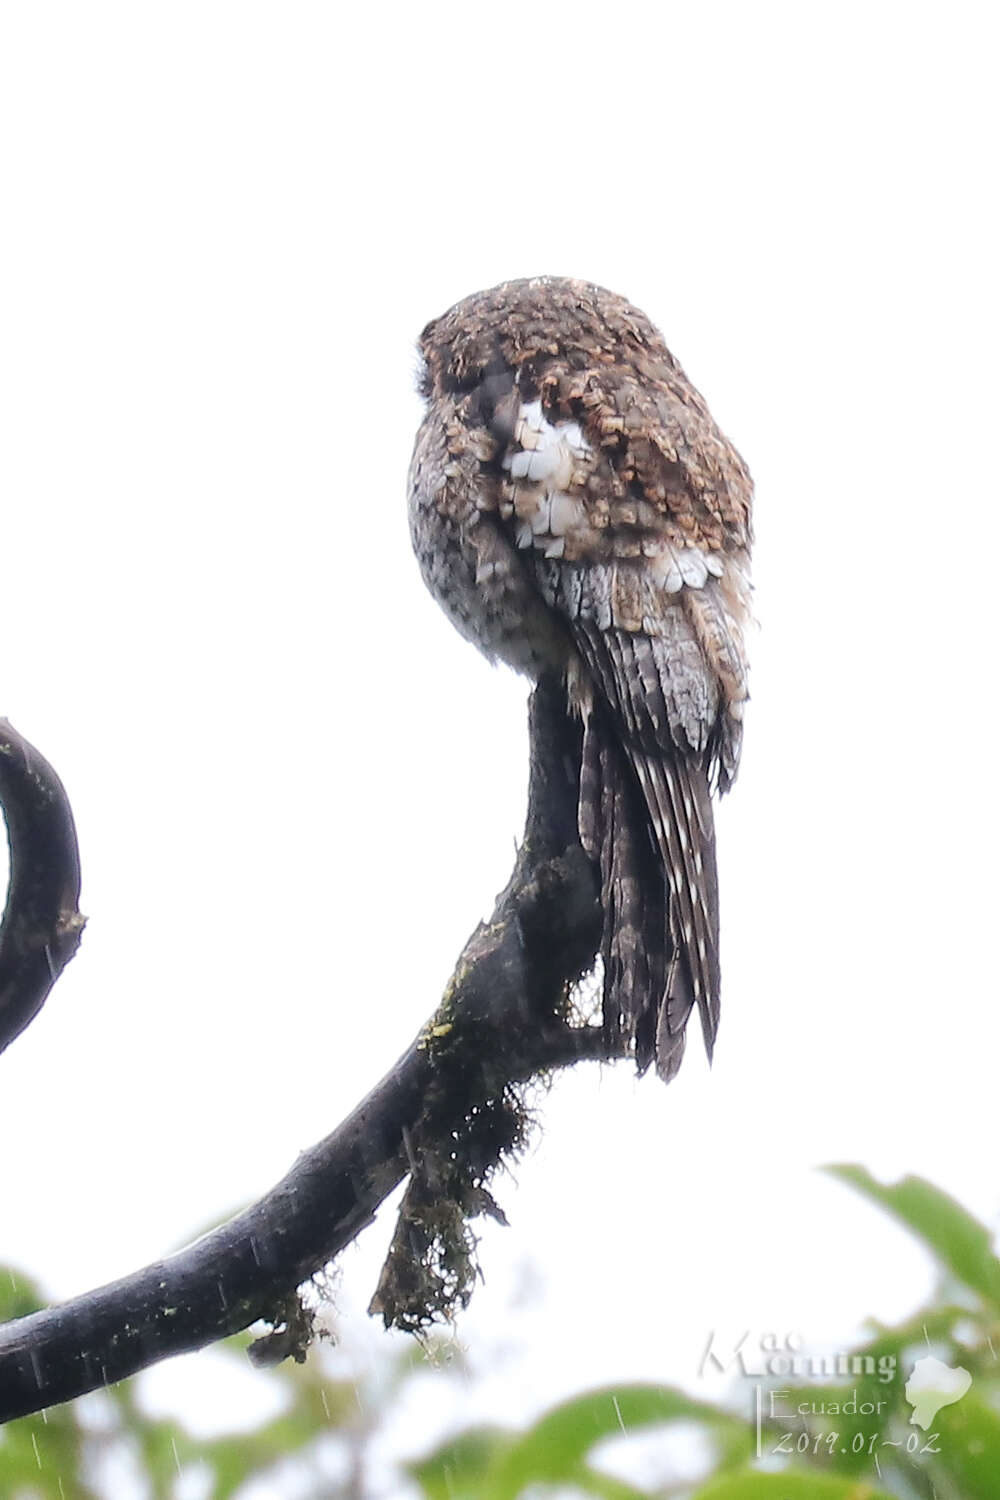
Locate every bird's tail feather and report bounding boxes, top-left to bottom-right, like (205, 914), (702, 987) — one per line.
(579, 706), (720, 1080)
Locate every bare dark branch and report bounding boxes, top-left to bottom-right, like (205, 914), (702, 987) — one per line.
(0, 680), (613, 1423)
(0, 720), (85, 1057)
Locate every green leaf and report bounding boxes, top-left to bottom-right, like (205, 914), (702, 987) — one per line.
(409, 1436), (649, 1500)
(824, 1166), (1000, 1308)
(0, 1266), (46, 1321)
(489, 1384), (747, 1498)
(410, 1386), (749, 1500)
(692, 1468), (896, 1498)
(198, 1405), (332, 1498)
(0, 1406), (98, 1500)
(408, 1425), (516, 1500)
(923, 1390), (1000, 1498)
(558, 1465), (652, 1499)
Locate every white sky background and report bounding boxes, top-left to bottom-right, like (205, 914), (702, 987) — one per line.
(1, 0), (998, 1473)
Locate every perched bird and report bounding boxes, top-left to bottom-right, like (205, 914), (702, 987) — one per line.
(409, 278), (752, 1081)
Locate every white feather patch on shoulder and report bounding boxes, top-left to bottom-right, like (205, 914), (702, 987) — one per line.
(500, 401), (591, 554)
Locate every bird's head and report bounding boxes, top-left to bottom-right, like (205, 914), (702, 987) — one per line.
(415, 276), (666, 406)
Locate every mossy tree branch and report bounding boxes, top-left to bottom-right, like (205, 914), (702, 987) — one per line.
(0, 680), (617, 1423)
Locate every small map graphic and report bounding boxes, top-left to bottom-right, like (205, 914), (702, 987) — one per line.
(904, 1355), (972, 1429)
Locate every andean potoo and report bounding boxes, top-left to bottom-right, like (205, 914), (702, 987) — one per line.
(408, 277), (752, 1081)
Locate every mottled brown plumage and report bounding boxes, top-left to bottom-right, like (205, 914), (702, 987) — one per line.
(409, 277), (752, 1080)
